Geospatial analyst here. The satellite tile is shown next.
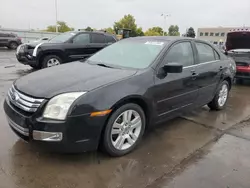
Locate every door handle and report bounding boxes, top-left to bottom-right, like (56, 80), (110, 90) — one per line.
(219, 66), (223, 71)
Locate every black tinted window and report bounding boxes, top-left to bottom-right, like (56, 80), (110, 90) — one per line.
(105, 35), (116, 43)
(195, 42), (216, 63)
(72, 33), (90, 44)
(91, 34), (105, 43)
(164, 42), (194, 67)
(0, 33), (8, 37)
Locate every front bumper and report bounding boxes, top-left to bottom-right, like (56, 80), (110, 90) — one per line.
(4, 99), (107, 153)
(16, 53), (37, 66)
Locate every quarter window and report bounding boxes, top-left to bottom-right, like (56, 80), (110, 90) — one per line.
(91, 33), (105, 43)
(164, 42), (194, 67)
(72, 33), (90, 44)
(105, 35), (116, 43)
(195, 42), (216, 63)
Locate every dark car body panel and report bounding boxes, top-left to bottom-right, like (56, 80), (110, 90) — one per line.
(4, 36), (235, 153)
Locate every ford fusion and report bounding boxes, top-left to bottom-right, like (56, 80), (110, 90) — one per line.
(4, 37), (235, 156)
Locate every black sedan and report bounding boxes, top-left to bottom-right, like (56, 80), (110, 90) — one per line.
(4, 36), (235, 156)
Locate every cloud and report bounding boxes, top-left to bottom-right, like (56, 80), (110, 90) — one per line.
(0, 0), (249, 33)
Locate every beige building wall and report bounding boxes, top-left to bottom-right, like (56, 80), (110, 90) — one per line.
(197, 27), (250, 46)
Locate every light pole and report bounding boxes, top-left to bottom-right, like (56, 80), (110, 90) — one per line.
(55, 0), (58, 33)
(161, 14), (171, 36)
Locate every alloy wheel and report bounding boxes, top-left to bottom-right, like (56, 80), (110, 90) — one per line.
(218, 84), (228, 107)
(47, 58), (60, 67)
(111, 110), (142, 151)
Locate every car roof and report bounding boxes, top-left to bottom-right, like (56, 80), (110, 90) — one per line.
(124, 36), (212, 44)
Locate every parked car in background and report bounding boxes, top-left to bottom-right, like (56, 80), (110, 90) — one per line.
(225, 28), (250, 83)
(0, 32), (22, 50)
(4, 37), (235, 156)
(15, 31), (118, 69)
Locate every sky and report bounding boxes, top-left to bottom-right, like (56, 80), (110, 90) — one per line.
(0, 0), (249, 33)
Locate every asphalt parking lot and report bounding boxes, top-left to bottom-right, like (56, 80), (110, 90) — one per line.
(1, 49), (250, 188)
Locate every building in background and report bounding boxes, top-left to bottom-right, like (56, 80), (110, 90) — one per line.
(197, 27), (250, 47)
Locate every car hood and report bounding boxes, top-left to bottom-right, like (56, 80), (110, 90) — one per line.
(14, 62), (137, 98)
(25, 41), (62, 48)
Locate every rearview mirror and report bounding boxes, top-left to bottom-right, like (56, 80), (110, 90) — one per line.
(163, 62), (183, 73)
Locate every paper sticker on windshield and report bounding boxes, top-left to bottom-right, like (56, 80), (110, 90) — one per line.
(145, 41), (164, 46)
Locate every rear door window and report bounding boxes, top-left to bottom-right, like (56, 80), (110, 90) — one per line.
(91, 33), (105, 43)
(195, 42), (216, 63)
(72, 33), (90, 44)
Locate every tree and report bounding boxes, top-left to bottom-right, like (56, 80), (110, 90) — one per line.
(186, 27), (196, 38)
(145, 27), (167, 36)
(102, 27), (115, 34)
(136, 27), (144, 36)
(168, 25), (180, 36)
(113, 14), (141, 37)
(46, 21), (74, 33)
(84, 26), (93, 31)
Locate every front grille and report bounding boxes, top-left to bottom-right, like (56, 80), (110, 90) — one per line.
(8, 86), (44, 113)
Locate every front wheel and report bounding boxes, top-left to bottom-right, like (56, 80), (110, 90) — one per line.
(42, 55), (61, 68)
(208, 81), (229, 111)
(102, 103), (146, 157)
(8, 42), (18, 50)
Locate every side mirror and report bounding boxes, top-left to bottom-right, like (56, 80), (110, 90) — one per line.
(163, 62), (183, 73)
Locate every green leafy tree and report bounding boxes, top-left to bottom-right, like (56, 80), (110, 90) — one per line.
(136, 27), (144, 36)
(113, 14), (141, 37)
(186, 27), (196, 38)
(168, 25), (180, 36)
(145, 27), (167, 36)
(102, 27), (115, 34)
(46, 21), (74, 33)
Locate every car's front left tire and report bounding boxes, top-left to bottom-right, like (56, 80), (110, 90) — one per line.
(42, 55), (62, 68)
(102, 103), (146, 157)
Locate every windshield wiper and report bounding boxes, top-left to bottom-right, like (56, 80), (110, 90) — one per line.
(96, 63), (114, 68)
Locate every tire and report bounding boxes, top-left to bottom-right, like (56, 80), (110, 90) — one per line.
(8, 42), (18, 50)
(208, 81), (229, 111)
(41, 55), (62, 68)
(102, 103), (146, 157)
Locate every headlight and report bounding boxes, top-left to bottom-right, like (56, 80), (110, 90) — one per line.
(43, 92), (86, 120)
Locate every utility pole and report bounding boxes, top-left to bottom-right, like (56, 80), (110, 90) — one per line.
(55, 0), (58, 33)
(161, 14), (171, 36)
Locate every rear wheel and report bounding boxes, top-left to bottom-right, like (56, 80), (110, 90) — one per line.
(102, 103), (146, 157)
(208, 81), (229, 111)
(8, 42), (18, 50)
(42, 55), (61, 68)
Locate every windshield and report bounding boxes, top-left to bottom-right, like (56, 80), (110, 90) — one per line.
(49, 32), (76, 43)
(88, 40), (167, 69)
(226, 32), (250, 51)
